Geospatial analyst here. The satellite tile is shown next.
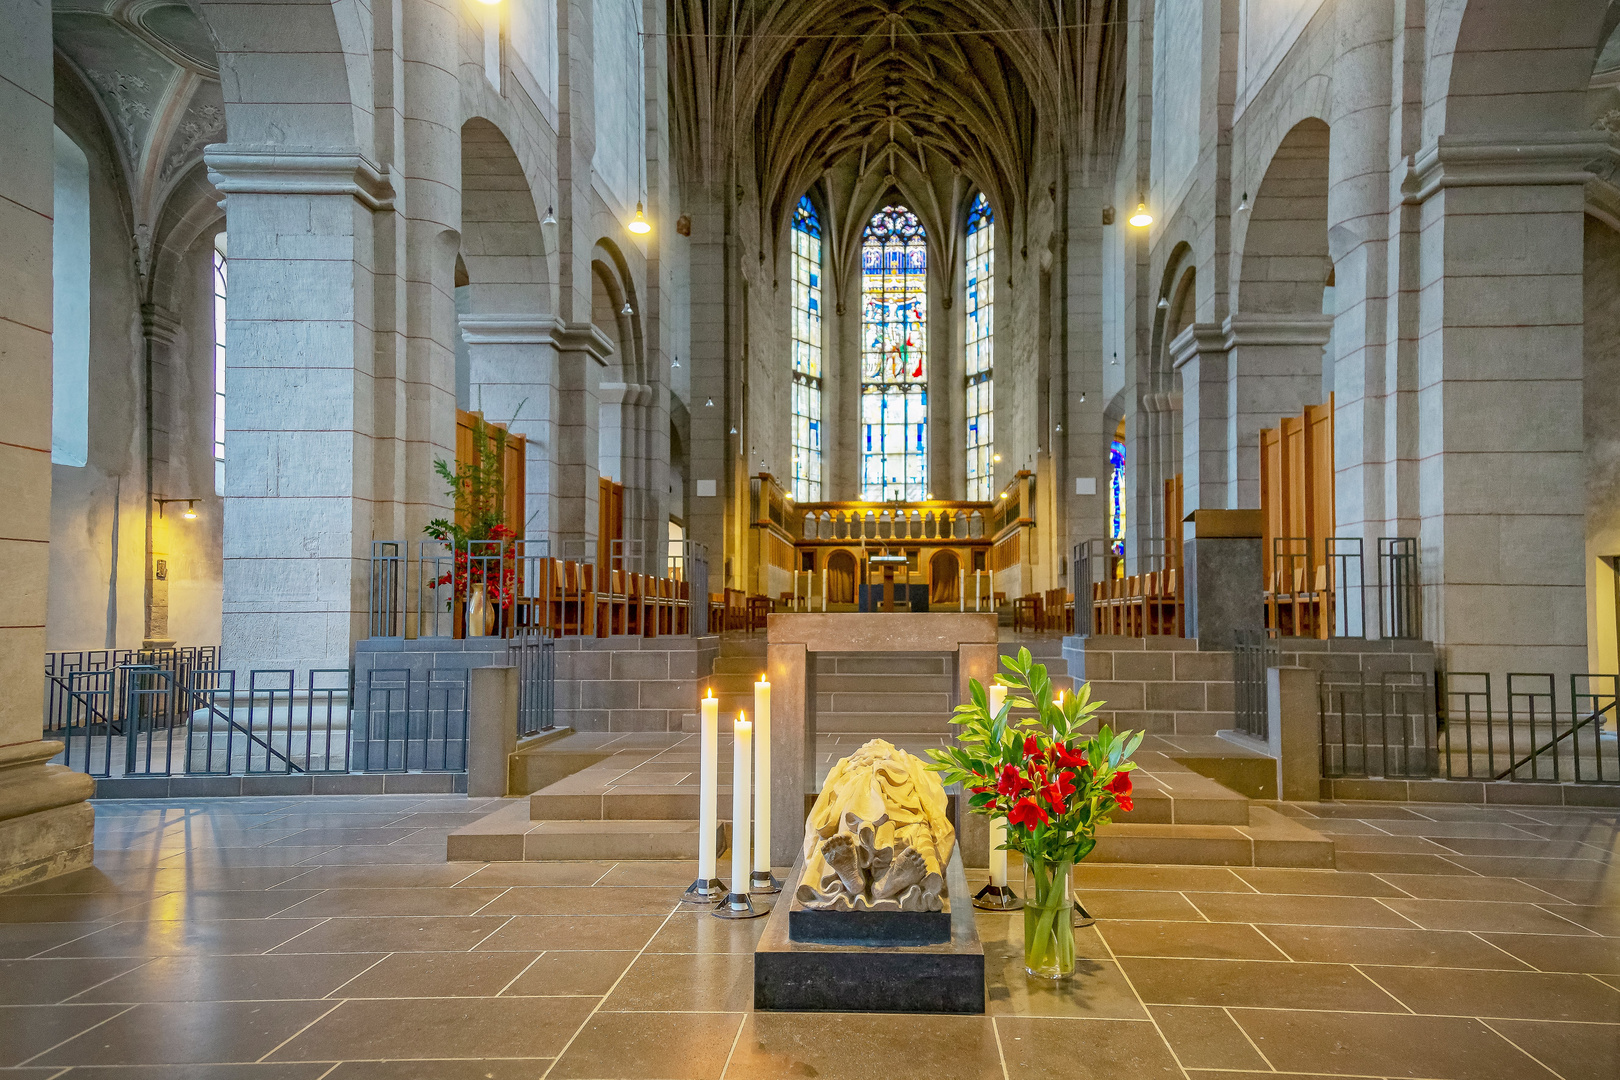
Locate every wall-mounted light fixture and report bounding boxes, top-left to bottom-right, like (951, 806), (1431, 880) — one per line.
(540, 206), (558, 253)
(1128, 198), (1153, 228)
(628, 202), (651, 235)
(155, 497), (198, 520)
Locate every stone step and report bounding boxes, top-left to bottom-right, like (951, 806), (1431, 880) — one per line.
(819, 692), (953, 714)
(814, 674), (955, 694)
(1090, 804), (1333, 868)
(712, 656), (769, 675)
(817, 656), (950, 676)
(446, 799), (730, 861)
(817, 712), (955, 733)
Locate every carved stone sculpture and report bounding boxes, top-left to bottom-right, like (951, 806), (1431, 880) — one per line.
(795, 739), (956, 912)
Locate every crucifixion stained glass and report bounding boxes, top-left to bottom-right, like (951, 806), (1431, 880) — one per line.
(860, 205), (928, 501)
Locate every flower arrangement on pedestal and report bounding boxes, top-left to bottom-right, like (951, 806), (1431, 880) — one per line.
(925, 647), (1141, 978)
(425, 415), (520, 634)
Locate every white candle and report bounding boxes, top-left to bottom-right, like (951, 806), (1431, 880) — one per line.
(821, 568), (827, 611)
(754, 676), (771, 876)
(959, 568), (965, 611)
(986, 682), (1010, 886)
(989, 815), (1010, 887)
(699, 690), (719, 881)
(731, 714), (752, 894)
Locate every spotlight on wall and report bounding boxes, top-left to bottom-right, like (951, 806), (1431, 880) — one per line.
(1128, 200), (1153, 228)
(629, 201), (652, 235)
(1237, 192), (1250, 213)
(992, 453), (1002, 463)
(540, 206), (558, 252)
(621, 300), (633, 317)
(705, 398), (715, 407)
(155, 496), (198, 520)
(1157, 296), (1169, 310)
(730, 426), (738, 435)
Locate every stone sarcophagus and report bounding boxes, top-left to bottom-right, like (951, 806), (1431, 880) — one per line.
(789, 739), (957, 944)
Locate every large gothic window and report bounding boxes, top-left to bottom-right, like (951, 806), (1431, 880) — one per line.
(790, 197), (823, 501)
(860, 205), (928, 501)
(964, 193), (994, 500)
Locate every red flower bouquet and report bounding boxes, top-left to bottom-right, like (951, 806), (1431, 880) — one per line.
(926, 647), (1141, 978)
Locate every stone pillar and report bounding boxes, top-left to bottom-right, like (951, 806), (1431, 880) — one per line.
(1183, 510), (1263, 650)
(1172, 323), (1231, 511)
(206, 150), (395, 673)
(1221, 313), (1334, 509)
(766, 641), (812, 867)
(1266, 666), (1322, 802)
(685, 186), (729, 582)
(460, 314), (562, 545)
(1411, 135), (1602, 677)
(551, 323), (612, 554)
(0, 0), (95, 888)
(468, 666), (518, 798)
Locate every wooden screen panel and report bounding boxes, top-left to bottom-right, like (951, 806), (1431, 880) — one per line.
(1258, 394), (1335, 580)
(597, 477), (624, 566)
(1260, 426), (1284, 581)
(1164, 474), (1184, 573)
(455, 409), (526, 536)
(1305, 397), (1335, 566)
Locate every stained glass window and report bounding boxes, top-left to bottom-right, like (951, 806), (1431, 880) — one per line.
(790, 197), (823, 501)
(860, 205), (928, 501)
(1110, 435), (1127, 575)
(213, 234), (227, 496)
(964, 194), (994, 501)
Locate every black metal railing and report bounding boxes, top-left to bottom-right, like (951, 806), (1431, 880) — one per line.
(1319, 670), (1438, 779)
(1377, 538), (1421, 639)
(45, 646), (220, 738)
(1232, 628), (1279, 740)
(510, 631), (557, 737)
(353, 667), (469, 772)
(1440, 672), (1619, 783)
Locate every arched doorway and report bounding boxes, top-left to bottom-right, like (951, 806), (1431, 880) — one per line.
(929, 550), (960, 605)
(826, 549), (857, 605)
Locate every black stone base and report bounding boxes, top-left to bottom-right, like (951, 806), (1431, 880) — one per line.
(755, 848), (984, 1013)
(789, 904), (950, 946)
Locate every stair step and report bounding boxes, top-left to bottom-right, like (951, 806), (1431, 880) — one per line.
(814, 674), (955, 694)
(447, 800), (730, 861)
(817, 713), (955, 733)
(820, 693), (953, 713)
(817, 656), (950, 676)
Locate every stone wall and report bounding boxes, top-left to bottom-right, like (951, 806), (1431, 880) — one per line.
(554, 634), (720, 733)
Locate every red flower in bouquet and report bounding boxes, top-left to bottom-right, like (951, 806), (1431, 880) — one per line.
(1007, 796), (1049, 829)
(1042, 768), (1077, 813)
(1051, 743), (1089, 770)
(1105, 769), (1134, 812)
(996, 764), (1032, 799)
(1023, 734), (1041, 760)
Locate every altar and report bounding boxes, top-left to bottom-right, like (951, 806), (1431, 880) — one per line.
(764, 612), (999, 865)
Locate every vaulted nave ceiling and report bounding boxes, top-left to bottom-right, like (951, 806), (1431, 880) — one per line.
(670, 0), (1127, 271)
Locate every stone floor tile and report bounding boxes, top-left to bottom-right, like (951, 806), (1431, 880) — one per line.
(725, 1012), (1001, 1080)
(0, 958), (150, 1005)
(643, 911), (769, 954)
(156, 847), (339, 868)
(1432, 837), (1611, 860)
(602, 950), (753, 1011)
(1119, 956), (1403, 1011)
(1231, 866), (1409, 897)
(0, 922), (109, 960)
(321, 1062), (551, 1080)
(986, 954), (1148, 1020)
(265, 828), (427, 847)
(452, 862), (616, 887)
(474, 914), (668, 952)
(1257, 923), (1532, 969)
(271, 887), (507, 918)
(551, 1010), (744, 1080)
(594, 861), (709, 887)
(478, 886), (686, 916)
(1380, 898), (1599, 935)
(74, 952), (385, 1003)
(270, 997), (598, 1062)
(1148, 1004), (1270, 1071)
(0, 1004), (130, 1067)
(273, 864), (483, 890)
(1476, 933), (1620, 975)
(1332, 850), (1479, 875)
(1066, 888), (1206, 921)
(503, 949), (636, 996)
(1374, 874), (1570, 903)
(994, 1016), (1183, 1079)
(42, 918), (328, 958)
(1289, 803), (1432, 820)
(46, 1065), (332, 1078)
(0, 895), (155, 925)
(1070, 864), (1250, 892)
(334, 951), (541, 998)
(1543, 904), (1620, 936)
(1443, 855), (1614, 879)
(35, 1000), (338, 1066)
(1229, 1008), (1558, 1079)
(975, 914), (1113, 963)
(268, 916), (510, 954)
(1184, 891), (1420, 928)
(115, 890), (320, 921)
(1099, 920), (1290, 961)
(1362, 964), (1620, 1022)
(294, 847), (449, 865)
(1484, 1019), (1620, 1080)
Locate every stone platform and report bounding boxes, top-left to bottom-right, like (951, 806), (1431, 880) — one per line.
(755, 846), (984, 1013)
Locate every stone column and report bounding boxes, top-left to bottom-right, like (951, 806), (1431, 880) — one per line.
(206, 150), (394, 673)
(461, 315), (562, 545)
(551, 323), (613, 554)
(1172, 323), (1231, 511)
(1411, 135), (1601, 677)
(0, 0), (95, 888)
(1221, 313), (1334, 508)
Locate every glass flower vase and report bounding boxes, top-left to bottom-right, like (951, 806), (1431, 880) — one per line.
(1022, 855), (1076, 979)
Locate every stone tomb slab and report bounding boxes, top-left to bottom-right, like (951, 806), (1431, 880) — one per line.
(754, 846), (984, 1013)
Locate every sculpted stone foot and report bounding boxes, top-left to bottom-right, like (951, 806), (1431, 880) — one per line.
(820, 832), (867, 898)
(871, 845), (927, 902)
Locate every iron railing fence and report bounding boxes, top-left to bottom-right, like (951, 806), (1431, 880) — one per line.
(1318, 670), (1439, 779)
(1440, 673), (1620, 783)
(45, 646), (220, 738)
(510, 631), (557, 738)
(1232, 629), (1279, 741)
(370, 538), (708, 641)
(1377, 538), (1422, 639)
(353, 667), (469, 772)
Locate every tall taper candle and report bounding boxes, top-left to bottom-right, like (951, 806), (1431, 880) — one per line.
(731, 714), (752, 893)
(698, 690), (719, 882)
(986, 682), (1010, 887)
(753, 676), (771, 876)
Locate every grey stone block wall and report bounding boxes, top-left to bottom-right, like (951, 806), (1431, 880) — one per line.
(553, 634), (720, 732)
